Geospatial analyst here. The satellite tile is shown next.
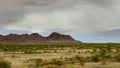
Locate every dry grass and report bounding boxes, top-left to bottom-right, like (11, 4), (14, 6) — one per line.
(0, 46), (120, 68)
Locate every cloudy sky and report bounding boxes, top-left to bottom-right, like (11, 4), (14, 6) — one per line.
(0, 0), (120, 43)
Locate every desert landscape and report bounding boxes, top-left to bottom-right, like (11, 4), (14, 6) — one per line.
(1, 43), (120, 68)
(0, 33), (120, 68)
(1, 0), (120, 68)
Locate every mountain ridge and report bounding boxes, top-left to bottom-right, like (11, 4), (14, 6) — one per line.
(0, 32), (80, 44)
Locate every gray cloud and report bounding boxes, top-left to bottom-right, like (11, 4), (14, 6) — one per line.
(0, 0), (77, 27)
(95, 29), (120, 37)
(83, 0), (114, 6)
(0, 0), (120, 42)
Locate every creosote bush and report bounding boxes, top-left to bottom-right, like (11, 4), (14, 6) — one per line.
(75, 55), (85, 66)
(42, 58), (64, 66)
(92, 55), (101, 62)
(24, 50), (32, 54)
(0, 60), (11, 68)
(30, 58), (64, 68)
(114, 54), (120, 62)
(34, 58), (43, 68)
(43, 64), (61, 68)
(64, 55), (85, 66)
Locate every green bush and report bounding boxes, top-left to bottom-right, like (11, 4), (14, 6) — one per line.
(51, 59), (64, 66)
(115, 54), (120, 62)
(0, 60), (11, 68)
(42, 58), (64, 66)
(43, 64), (60, 68)
(24, 50), (32, 54)
(74, 55), (85, 66)
(34, 58), (43, 68)
(92, 55), (101, 62)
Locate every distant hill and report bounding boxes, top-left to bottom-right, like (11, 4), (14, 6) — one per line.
(0, 32), (81, 44)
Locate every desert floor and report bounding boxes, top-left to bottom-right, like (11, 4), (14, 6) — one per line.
(0, 50), (120, 68)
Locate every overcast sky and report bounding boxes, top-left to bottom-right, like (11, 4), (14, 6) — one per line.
(0, 0), (120, 43)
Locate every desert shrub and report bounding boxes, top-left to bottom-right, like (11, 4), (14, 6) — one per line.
(24, 50), (32, 54)
(74, 55), (85, 66)
(43, 50), (50, 53)
(77, 51), (80, 54)
(27, 58), (64, 68)
(0, 60), (11, 68)
(73, 50), (76, 52)
(102, 59), (111, 65)
(4, 48), (8, 54)
(49, 59), (64, 66)
(43, 64), (61, 68)
(34, 58), (43, 68)
(26, 58), (43, 68)
(64, 57), (76, 64)
(54, 50), (57, 53)
(101, 54), (111, 65)
(65, 56), (85, 66)
(103, 54), (112, 60)
(75, 55), (83, 60)
(68, 50), (72, 53)
(42, 58), (64, 66)
(114, 54), (120, 62)
(11, 54), (16, 58)
(78, 58), (85, 66)
(92, 55), (101, 62)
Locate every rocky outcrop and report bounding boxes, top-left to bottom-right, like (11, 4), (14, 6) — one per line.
(47, 32), (76, 41)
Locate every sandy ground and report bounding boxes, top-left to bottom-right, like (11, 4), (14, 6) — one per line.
(0, 50), (120, 68)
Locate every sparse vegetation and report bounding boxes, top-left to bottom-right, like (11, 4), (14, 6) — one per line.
(0, 59), (11, 68)
(42, 58), (64, 66)
(0, 43), (120, 68)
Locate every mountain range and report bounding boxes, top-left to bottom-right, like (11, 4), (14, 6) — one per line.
(0, 32), (80, 44)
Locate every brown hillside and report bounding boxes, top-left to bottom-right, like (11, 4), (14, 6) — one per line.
(0, 32), (80, 44)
